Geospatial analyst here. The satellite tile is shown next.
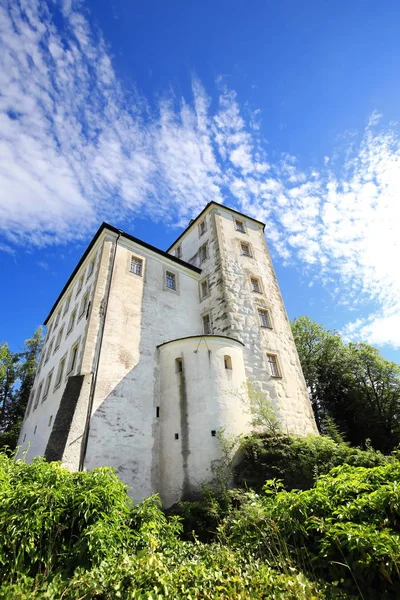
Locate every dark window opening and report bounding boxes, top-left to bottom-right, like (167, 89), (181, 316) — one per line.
(224, 355), (232, 370)
(211, 430), (216, 437)
(175, 358), (183, 372)
(175, 433), (179, 440)
(156, 406), (160, 418)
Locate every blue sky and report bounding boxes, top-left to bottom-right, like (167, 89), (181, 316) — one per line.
(1, 0), (400, 361)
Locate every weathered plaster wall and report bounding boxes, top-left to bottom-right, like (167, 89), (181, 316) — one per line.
(17, 237), (105, 459)
(158, 336), (250, 507)
(214, 208), (317, 434)
(83, 238), (202, 503)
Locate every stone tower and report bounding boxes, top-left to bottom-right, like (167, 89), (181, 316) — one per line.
(18, 202), (317, 506)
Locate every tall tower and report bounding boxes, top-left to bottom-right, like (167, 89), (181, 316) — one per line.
(18, 202), (317, 507)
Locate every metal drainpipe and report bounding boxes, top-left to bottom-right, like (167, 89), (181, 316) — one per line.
(79, 230), (122, 471)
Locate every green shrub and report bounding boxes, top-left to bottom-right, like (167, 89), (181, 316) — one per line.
(235, 433), (388, 492)
(221, 461), (400, 598)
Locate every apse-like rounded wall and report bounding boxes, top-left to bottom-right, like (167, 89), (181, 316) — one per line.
(157, 335), (251, 507)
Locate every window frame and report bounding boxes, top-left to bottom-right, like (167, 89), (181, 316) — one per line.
(200, 278), (209, 300)
(240, 241), (252, 257)
(130, 255), (143, 276)
(33, 381), (43, 411)
(235, 219), (246, 233)
(258, 308), (272, 329)
(63, 295), (71, 315)
(54, 354), (67, 390)
(67, 342), (79, 377)
(163, 268), (179, 293)
(202, 313), (212, 335)
(76, 275), (84, 296)
(66, 307), (77, 336)
(224, 355), (232, 370)
(42, 369), (54, 403)
(86, 258), (95, 280)
(78, 291), (90, 320)
(199, 242), (208, 263)
(54, 325), (64, 353)
(266, 353), (281, 378)
(250, 276), (262, 294)
(45, 340), (54, 364)
(198, 219), (207, 237)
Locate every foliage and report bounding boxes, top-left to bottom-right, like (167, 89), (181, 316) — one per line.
(235, 432), (389, 492)
(0, 452), (342, 600)
(292, 316), (400, 452)
(220, 461), (400, 598)
(0, 328), (43, 451)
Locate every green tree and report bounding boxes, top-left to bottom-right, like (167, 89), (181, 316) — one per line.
(0, 328), (43, 450)
(292, 316), (400, 452)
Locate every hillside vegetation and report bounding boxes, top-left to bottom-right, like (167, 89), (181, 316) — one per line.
(1, 436), (400, 599)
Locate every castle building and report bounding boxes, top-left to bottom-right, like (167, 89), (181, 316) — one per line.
(18, 202), (317, 506)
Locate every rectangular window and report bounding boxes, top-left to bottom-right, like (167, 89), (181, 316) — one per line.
(55, 326), (64, 352)
(200, 243), (208, 263)
(25, 388), (35, 418)
(175, 358), (183, 372)
(45, 340), (53, 364)
(241, 242), (251, 257)
(48, 415), (53, 427)
(199, 219), (206, 236)
(235, 219), (245, 233)
(76, 276), (84, 296)
(267, 354), (281, 378)
(200, 279), (209, 299)
(165, 271), (176, 290)
(42, 370), (53, 402)
(251, 277), (261, 293)
(79, 292), (89, 319)
(64, 296), (71, 315)
(130, 256), (143, 276)
(258, 308), (272, 329)
(33, 382), (43, 410)
(203, 314), (211, 334)
(68, 343), (79, 375)
(55, 356), (66, 389)
(87, 259), (95, 279)
(175, 245), (182, 259)
(67, 308), (77, 335)
(54, 311), (60, 329)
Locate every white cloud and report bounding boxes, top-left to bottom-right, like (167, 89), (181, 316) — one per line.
(1, 1), (400, 349)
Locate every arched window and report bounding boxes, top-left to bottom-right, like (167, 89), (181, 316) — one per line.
(224, 355), (232, 370)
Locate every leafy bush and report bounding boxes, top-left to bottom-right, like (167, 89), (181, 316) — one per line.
(235, 433), (388, 492)
(221, 462), (400, 598)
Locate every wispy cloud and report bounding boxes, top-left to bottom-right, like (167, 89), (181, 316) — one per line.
(1, 0), (400, 349)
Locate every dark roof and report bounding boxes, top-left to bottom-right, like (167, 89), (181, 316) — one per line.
(157, 334), (245, 348)
(44, 222), (201, 325)
(166, 201), (266, 252)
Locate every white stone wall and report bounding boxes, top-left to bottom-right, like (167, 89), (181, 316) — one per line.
(17, 238), (105, 459)
(158, 336), (250, 506)
(83, 237), (203, 503)
(169, 204), (317, 436)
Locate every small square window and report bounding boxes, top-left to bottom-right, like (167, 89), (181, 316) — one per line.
(200, 279), (209, 299)
(200, 243), (208, 263)
(175, 433), (179, 440)
(203, 314), (211, 335)
(130, 256), (143, 276)
(258, 309), (272, 329)
(267, 353), (281, 378)
(241, 242), (251, 257)
(175, 245), (182, 259)
(199, 220), (206, 236)
(224, 355), (232, 370)
(235, 220), (245, 233)
(165, 271), (176, 290)
(251, 277), (261, 293)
